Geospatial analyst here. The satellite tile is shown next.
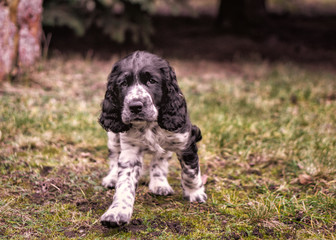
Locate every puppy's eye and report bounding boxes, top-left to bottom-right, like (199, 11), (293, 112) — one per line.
(141, 72), (157, 85)
(120, 80), (128, 87)
(120, 74), (132, 87)
(148, 78), (157, 84)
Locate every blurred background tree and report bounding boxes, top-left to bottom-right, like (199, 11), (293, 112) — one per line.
(0, 0), (43, 81)
(1, 0), (335, 81)
(42, 0), (159, 48)
(42, 0), (268, 47)
(215, 0), (267, 29)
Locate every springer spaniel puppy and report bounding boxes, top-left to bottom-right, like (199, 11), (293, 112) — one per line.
(99, 51), (207, 227)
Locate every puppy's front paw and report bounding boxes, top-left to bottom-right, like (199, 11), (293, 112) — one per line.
(150, 185), (174, 196)
(100, 207), (132, 228)
(149, 179), (174, 196)
(102, 174), (117, 189)
(183, 187), (207, 203)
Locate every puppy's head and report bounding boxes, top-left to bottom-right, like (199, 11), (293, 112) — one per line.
(99, 51), (187, 133)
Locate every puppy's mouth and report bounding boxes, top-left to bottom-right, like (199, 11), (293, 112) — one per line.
(132, 117), (145, 122)
(123, 115), (150, 124)
(127, 116), (157, 125)
(132, 115), (157, 122)
(122, 106), (158, 124)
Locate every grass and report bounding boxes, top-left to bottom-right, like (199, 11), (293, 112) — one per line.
(0, 56), (335, 239)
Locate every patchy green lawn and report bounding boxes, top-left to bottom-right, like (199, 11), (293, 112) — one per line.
(0, 56), (335, 239)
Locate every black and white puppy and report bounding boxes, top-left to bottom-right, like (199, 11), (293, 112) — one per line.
(99, 51), (207, 227)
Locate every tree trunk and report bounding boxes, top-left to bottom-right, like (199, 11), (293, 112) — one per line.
(246, 0), (266, 21)
(0, 3), (17, 81)
(0, 0), (43, 81)
(215, 0), (246, 28)
(215, 0), (266, 29)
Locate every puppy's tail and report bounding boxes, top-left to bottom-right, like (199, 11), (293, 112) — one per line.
(191, 125), (202, 142)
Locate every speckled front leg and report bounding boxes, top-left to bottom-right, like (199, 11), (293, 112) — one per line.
(101, 144), (143, 227)
(149, 151), (174, 196)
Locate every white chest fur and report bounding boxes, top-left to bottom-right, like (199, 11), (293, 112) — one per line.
(119, 122), (189, 153)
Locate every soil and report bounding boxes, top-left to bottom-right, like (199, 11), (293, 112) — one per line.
(119, 218), (192, 238)
(15, 167), (193, 238)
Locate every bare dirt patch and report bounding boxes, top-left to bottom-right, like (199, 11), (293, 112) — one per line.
(119, 217), (192, 238)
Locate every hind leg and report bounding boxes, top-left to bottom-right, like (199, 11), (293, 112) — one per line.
(178, 142), (207, 203)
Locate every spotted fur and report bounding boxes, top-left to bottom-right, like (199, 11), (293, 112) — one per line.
(99, 51), (207, 228)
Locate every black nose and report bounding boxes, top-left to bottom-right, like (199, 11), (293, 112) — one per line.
(129, 101), (143, 114)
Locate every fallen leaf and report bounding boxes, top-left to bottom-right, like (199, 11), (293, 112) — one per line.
(297, 163), (304, 170)
(202, 174), (208, 185)
(80, 152), (91, 158)
(298, 174), (313, 185)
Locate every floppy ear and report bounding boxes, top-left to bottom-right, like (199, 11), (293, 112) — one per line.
(158, 66), (187, 132)
(99, 66), (131, 133)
